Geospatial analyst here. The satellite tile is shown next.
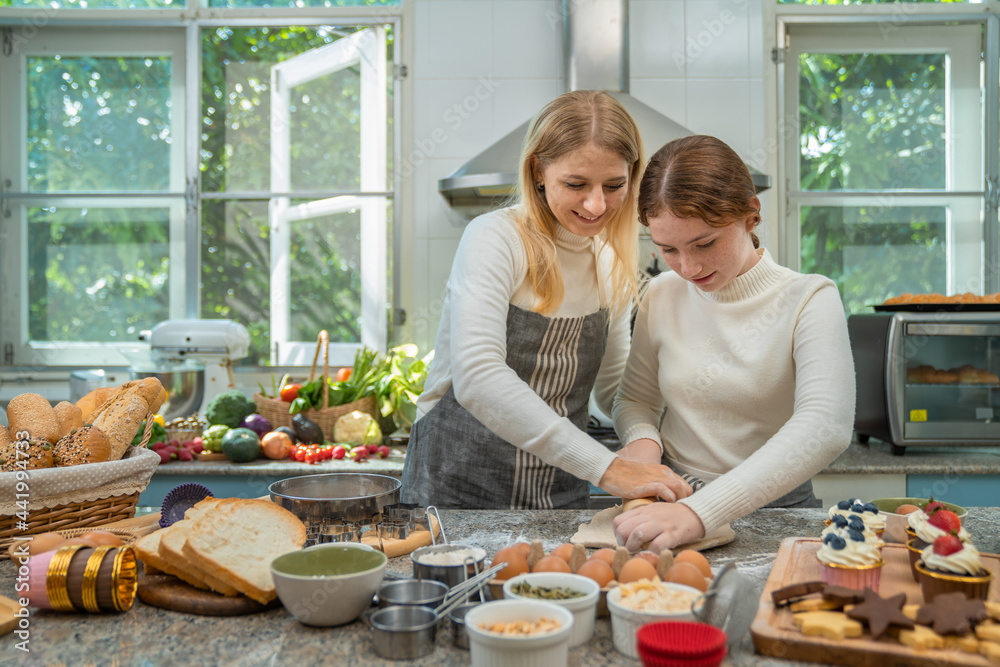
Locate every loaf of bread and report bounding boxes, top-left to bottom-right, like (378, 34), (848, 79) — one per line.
(75, 387), (116, 422)
(91, 378), (165, 460)
(53, 401), (83, 439)
(52, 425), (111, 467)
(7, 393), (60, 444)
(181, 499), (307, 604)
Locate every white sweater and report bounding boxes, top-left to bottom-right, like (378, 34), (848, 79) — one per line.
(613, 249), (856, 534)
(416, 208), (631, 485)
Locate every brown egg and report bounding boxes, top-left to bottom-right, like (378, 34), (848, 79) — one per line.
(618, 557), (658, 584)
(590, 548), (616, 565)
(895, 503), (921, 515)
(674, 549), (712, 579)
(635, 550), (660, 568)
(577, 558), (615, 588)
(28, 532), (66, 556)
(549, 543), (574, 563)
(511, 542), (531, 558)
(665, 561), (709, 592)
(80, 530), (122, 548)
(532, 555), (571, 573)
(491, 546), (530, 581)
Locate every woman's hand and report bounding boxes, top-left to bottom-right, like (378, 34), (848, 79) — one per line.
(597, 456), (692, 502)
(613, 502), (706, 553)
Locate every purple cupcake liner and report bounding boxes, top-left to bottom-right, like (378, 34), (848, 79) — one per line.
(159, 483), (214, 528)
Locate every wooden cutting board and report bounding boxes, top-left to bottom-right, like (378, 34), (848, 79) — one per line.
(751, 537), (1000, 666)
(137, 574), (280, 616)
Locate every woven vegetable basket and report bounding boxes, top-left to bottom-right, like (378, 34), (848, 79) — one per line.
(0, 414), (159, 558)
(254, 330), (379, 441)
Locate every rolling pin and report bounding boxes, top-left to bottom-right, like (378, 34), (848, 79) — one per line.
(621, 496), (658, 512)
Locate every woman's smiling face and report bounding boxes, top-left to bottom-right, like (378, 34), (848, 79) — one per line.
(648, 210), (760, 292)
(536, 143), (629, 238)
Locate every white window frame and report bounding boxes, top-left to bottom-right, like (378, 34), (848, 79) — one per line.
(0, 6), (403, 371)
(270, 26), (387, 367)
(771, 4), (1000, 295)
(0, 28), (187, 367)
(782, 23), (982, 293)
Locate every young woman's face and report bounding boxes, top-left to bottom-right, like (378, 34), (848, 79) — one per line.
(537, 143), (629, 238)
(647, 210), (759, 292)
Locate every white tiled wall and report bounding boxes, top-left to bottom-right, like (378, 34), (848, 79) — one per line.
(406, 0), (766, 352)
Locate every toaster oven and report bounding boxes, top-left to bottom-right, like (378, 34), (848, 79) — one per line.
(848, 311), (1000, 454)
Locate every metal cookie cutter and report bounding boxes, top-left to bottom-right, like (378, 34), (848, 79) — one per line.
(378, 504), (444, 543)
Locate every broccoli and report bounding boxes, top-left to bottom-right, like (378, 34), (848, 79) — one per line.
(204, 390), (256, 428)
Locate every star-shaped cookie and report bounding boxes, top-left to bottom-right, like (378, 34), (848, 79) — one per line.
(916, 592), (988, 635)
(845, 588), (915, 640)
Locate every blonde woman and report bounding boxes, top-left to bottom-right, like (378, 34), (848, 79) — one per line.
(402, 90), (691, 509)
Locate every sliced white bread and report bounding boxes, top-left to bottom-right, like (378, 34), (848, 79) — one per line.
(181, 499), (307, 604)
(159, 524), (240, 597)
(134, 530), (213, 591)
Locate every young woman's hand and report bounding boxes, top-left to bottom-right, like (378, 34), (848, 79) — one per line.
(597, 457), (692, 502)
(612, 502), (706, 553)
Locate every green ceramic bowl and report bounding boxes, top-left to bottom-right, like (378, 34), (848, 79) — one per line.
(870, 497), (968, 544)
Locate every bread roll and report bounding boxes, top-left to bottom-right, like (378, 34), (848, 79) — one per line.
(53, 401), (84, 439)
(23, 438), (54, 469)
(0, 425), (9, 450)
(7, 393), (60, 444)
(0, 428), (16, 473)
(76, 387), (116, 422)
(53, 425), (111, 466)
(92, 391), (151, 461)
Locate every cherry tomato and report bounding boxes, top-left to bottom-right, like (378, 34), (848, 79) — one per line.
(305, 451), (321, 464)
(280, 383), (302, 402)
(336, 368), (352, 382)
(294, 446), (307, 462)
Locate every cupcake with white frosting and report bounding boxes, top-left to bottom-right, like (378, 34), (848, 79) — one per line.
(827, 499), (886, 537)
(915, 535), (993, 602)
(816, 527), (885, 592)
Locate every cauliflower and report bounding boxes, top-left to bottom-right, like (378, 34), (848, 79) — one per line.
(204, 390), (257, 428)
(333, 411), (382, 445)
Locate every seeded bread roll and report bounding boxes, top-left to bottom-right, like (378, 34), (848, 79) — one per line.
(53, 401), (84, 439)
(0, 428), (16, 473)
(7, 393), (60, 444)
(53, 425), (111, 467)
(23, 438), (54, 469)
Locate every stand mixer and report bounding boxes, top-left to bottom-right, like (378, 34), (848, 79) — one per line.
(130, 319), (251, 420)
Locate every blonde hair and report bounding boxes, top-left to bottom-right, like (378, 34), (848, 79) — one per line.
(512, 90), (643, 315)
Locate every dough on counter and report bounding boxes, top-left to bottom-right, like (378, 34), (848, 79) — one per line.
(570, 504), (735, 552)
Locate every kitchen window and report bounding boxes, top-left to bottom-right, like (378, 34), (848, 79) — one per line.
(774, 4), (999, 313)
(0, 3), (401, 369)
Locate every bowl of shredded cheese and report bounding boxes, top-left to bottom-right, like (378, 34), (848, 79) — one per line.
(606, 579), (702, 659)
(464, 599), (574, 667)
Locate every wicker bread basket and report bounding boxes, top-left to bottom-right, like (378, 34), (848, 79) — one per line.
(253, 330), (379, 441)
(0, 412), (159, 558)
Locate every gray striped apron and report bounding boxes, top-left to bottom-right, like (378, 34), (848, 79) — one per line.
(401, 304), (609, 510)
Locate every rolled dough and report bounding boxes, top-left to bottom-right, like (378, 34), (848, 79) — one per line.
(570, 504), (735, 552)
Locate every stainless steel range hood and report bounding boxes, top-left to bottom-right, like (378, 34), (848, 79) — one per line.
(439, 0), (771, 209)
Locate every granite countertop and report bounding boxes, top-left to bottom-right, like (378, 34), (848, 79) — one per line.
(5, 506), (1000, 666)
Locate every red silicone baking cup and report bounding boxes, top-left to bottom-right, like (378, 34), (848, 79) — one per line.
(638, 644), (727, 667)
(636, 621), (727, 665)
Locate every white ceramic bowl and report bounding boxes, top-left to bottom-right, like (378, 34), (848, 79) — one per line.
(606, 581), (701, 659)
(464, 599), (574, 667)
(270, 542), (386, 626)
(502, 572), (599, 647)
